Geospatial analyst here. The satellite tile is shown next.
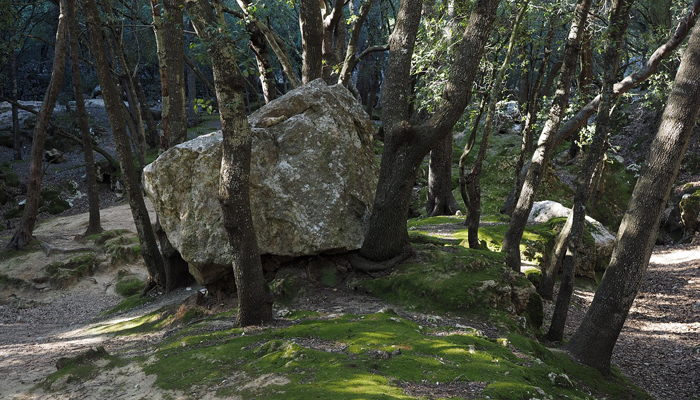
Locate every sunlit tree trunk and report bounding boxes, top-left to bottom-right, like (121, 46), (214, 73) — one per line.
(565, 20), (700, 374)
(501, 0), (593, 271)
(360, 0), (500, 262)
(546, 0), (633, 342)
(187, 0), (272, 326)
(6, 0), (67, 249)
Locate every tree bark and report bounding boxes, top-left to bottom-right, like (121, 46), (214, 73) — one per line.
(501, 0), (592, 272)
(187, 0), (272, 326)
(546, 0), (633, 342)
(6, 0), (68, 249)
(164, 0), (187, 145)
(245, 18), (276, 103)
(565, 20), (700, 375)
(84, 0), (166, 290)
(339, 0), (377, 87)
(67, 0), (102, 236)
(360, 0), (500, 261)
(299, 0), (324, 84)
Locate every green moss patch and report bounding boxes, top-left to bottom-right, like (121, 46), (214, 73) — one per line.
(115, 276), (145, 297)
(43, 253), (95, 287)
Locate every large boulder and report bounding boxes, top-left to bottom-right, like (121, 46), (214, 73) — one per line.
(143, 80), (378, 286)
(528, 200), (616, 279)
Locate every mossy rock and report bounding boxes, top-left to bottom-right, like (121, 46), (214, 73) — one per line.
(4, 205), (23, 219)
(0, 162), (20, 187)
(115, 276), (145, 297)
(39, 186), (71, 215)
(43, 253), (95, 287)
(270, 268), (308, 305)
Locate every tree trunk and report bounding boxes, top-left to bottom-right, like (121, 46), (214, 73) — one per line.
(546, 0), (632, 339)
(299, 0), (324, 84)
(246, 19), (276, 103)
(502, 12), (556, 216)
(339, 0), (376, 87)
(565, 20), (700, 375)
(163, 0), (187, 145)
(553, 0), (700, 149)
(501, 0), (593, 272)
(10, 49), (21, 161)
(84, 0), (166, 290)
(186, 63), (200, 126)
(360, 0), (500, 261)
(6, 0), (68, 249)
(462, 0), (528, 248)
(187, 0), (273, 326)
(67, 0), (102, 236)
(426, 132), (459, 216)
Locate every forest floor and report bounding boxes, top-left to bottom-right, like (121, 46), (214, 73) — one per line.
(0, 203), (697, 399)
(0, 101), (699, 399)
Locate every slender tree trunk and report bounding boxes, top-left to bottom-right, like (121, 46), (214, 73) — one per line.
(339, 0), (377, 86)
(501, 0), (592, 272)
(246, 20), (276, 103)
(360, 0), (499, 261)
(84, 0), (166, 291)
(67, 0), (102, 235)
(462, 1), (528, 248)
(553, 0), (700, 149)
(565, 21), (700, 375)
(502, 13), (556, 216)
(10, 50), (21, 161)
(299, 0), (324, 84)
(6, 0), (68, 249)
(135, 76), (160, 148)
(547, 1), (632, 342)
(187, 0), (272, 326)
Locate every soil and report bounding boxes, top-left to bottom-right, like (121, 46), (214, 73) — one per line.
(1, 102), (699, 399)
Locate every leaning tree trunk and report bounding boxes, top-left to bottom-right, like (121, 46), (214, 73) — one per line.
(163, 0), (187, 145)
(6, 0), (68, 249)
(564, 20), (700, 375)
(462, 0), (528, 248)
(501, 0), (592, 272)
(360, 0), (499, 261)
(546, 0), (633, 342)
(67, 0), (102, 235)
(187, 0), (273, 326)
(84, 0), (166, 291)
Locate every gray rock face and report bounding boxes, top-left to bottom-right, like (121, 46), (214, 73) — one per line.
(143, 80), (378, 286)
(528, 200), (616, 279)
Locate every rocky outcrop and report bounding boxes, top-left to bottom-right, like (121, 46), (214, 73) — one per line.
(143, 80), (378, 286)
(528, 200), (616, 279)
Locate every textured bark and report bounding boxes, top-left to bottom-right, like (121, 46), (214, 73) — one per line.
(299, 0), (324, 84)
(84, 0), (166, 289)
(67, 0), (102, 236)
(186, 63), (199, 126)
(6, 0), (68, 249)
(546, 0), (633, 343)
(360, 0), (500, 261)
(553, 0), (700, 149)
(461, 1), (527, 248)
(501, 0), (593, 272)
(565, 21), (700, 375)
(246, 19), (276, 103)
(187, 0), (273, 326)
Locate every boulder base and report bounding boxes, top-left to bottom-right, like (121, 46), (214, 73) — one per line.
(144, 80), (378, 286)
(528, 200), (616, 279)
